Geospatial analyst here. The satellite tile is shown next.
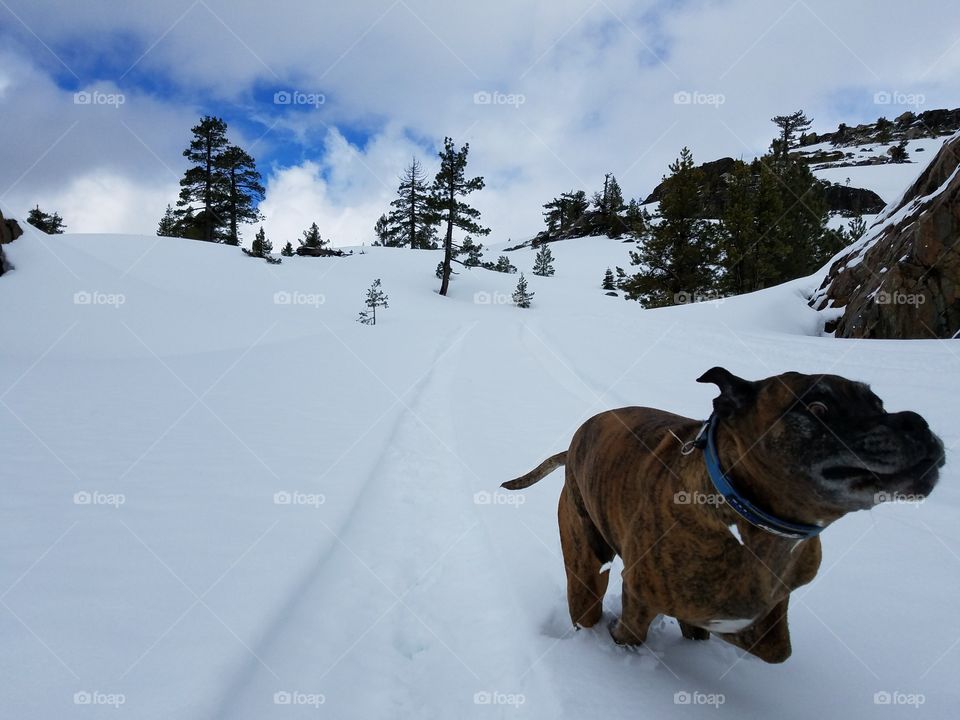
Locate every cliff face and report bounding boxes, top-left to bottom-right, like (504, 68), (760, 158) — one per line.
(810, 133), (960, 339)
(0, 208), (24, 277)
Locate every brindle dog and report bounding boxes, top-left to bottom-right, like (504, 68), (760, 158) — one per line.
(502, 367), (945, 662)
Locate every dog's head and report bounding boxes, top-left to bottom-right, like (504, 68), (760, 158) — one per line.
(697, 367), (945, 523)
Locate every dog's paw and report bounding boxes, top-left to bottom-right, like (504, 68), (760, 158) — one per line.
(608, 618), (645, 648)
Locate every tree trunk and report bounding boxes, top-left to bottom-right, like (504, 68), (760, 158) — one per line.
(439, 217), (454, 295)
(409, 182), (417, 250)
(229, 170), (238, 245)
(204, 137), (213, 243)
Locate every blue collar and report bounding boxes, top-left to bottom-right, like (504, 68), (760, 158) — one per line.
(695, 414), (824, 540)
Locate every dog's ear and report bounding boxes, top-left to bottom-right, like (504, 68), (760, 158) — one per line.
(697, 367), (757, 418)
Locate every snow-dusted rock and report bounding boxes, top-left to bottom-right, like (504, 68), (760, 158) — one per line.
(811, 131), (960, 338)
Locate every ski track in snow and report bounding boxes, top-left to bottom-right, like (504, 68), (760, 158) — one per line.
(210, 321), (565, 719)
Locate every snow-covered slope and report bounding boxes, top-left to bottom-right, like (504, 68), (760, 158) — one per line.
(809, 136), (948, 209)
(1, 229), (957, 719)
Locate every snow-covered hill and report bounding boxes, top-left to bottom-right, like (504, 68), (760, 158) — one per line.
(1, 219), (958, 719)
(807, 135), (948, 212)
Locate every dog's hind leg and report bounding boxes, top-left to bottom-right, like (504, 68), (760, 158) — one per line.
(558, 481), (612, 629)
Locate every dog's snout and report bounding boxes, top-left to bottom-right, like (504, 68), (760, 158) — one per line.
(889, 410), (930, 434)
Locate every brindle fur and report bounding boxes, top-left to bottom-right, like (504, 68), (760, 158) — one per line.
(503, 368), (945, 663)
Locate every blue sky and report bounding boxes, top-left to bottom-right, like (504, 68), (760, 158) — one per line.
(1, 0), (957, 244)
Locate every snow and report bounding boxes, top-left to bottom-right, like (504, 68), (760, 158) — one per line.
(1, 225), (958, 719)
(811, 137), (949, 206)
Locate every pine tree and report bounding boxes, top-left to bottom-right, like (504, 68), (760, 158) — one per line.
(460, 236), (484, 267)
(532, 242), (555, 276)
(300, 222), (327, 250)
(771, 110), (812, 159)
(846, 215), (867, 242)
(888, 141), (909, 163)
(624, 199), (649, 238)
(357, 278), (389, 325)
(776, 158), (830, 279)
(512, 273), (534, 308)
(595, 173), (626, 237)
(602, 268), (616, 291)
(430, 137), (490, 296)
(157, 204), (178, 236)
(542, 190), (590, 238)
(26, 206), (66, 234)
(615, 266), (627, 289)
(715, 160), (759, 296)
(542, 196), (567, 237)
(623, 148), (717, 307)
(249, 226), (272, 257)
(749, 157), (789, 289)
(875, 117), (893, 144)
(485, 255), (516, 274)
(373, 213), (394, 246)
(177, 116), (230, 242)
(386, 158), (437, 249)
(280, 241), (295, 257)
(219, 145), (265, 245)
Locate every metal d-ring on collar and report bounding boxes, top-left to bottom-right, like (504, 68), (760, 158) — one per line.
(691, 414), (825, 541)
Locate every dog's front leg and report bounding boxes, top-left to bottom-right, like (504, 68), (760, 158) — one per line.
(609, 568), (655, 646)
(719, 596), (792, 664)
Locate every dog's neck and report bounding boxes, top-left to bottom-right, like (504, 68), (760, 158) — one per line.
(695, 418), (838, 538)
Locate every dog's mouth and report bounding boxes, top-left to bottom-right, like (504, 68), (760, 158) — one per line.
(821, 445), (945, 492)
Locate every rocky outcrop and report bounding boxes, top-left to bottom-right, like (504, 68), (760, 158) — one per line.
(642, 156), (882, 216)
(822, 184), (886, 216)
(1, 208), (23, 245)
(810, 132), (960, 339)
(642, 157), (737, 209)
(295, 246), (349, 257)
(801, 108), (960, 150)
(0, 208), (24, 277)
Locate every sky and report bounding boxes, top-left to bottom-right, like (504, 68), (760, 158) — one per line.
(0, 0), (958, 247)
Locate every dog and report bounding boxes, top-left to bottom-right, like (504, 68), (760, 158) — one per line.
(502, 367), (945, 663)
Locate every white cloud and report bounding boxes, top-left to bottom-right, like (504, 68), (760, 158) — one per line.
(40, 171), (177, 236)
(1, 0), (958, 241)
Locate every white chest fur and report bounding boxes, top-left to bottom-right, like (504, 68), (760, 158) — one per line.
(702, 617), (756, 633)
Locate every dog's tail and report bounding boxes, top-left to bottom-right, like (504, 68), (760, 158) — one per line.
(501, 452), (567, 490)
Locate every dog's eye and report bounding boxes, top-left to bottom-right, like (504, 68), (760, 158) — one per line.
(807, 401), (829, 418)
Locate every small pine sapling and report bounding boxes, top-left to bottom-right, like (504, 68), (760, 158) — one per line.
(513, 273), (534, 309)
(357, 278), (389, 325)
(532, 243), (555, 277)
